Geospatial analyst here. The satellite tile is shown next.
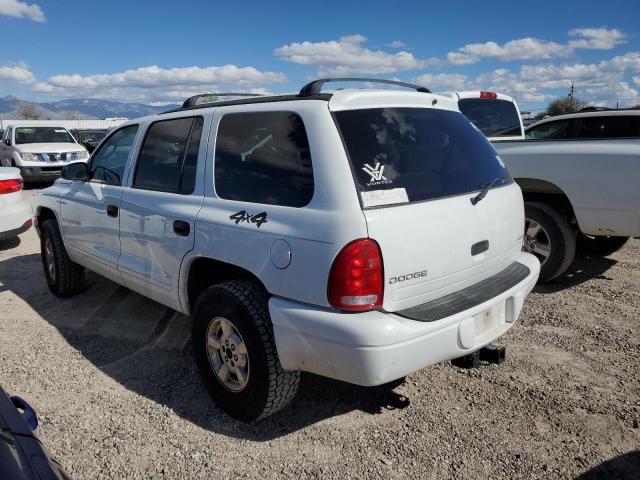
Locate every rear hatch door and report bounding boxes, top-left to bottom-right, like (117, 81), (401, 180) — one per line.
(334, 105), (524, 312)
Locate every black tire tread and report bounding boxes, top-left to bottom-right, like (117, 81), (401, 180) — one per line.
(526, 202), (576, 282)
(194, 280), (299, 421)
(40, 219), (85, 297)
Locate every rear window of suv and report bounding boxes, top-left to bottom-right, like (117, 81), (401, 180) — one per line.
(458, 99), (522, 137)
(335, 107), (512, 207)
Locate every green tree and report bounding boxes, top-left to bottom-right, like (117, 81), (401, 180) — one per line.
(545, 96), (587, 116)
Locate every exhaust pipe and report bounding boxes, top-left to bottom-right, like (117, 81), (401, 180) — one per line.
(451, 344), (506, 369)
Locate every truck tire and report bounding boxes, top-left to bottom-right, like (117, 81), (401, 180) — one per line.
(192, 280), (300, 422)
(40, 219), (86, 297)
(524, 202), (576, 283)
(576, 234), (629, 257)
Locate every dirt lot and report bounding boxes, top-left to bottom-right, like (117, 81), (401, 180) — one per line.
(1, 189), (639, 479)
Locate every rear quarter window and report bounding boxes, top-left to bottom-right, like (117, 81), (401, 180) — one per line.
(576, 116), (640, 139)
(458, 99), (522, 137)
(214, 111), (314, 207)
(335, 107), (512, 208)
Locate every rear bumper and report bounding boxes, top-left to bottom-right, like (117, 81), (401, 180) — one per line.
(0, 197), (32, 240)
(270, 252), (540, 386)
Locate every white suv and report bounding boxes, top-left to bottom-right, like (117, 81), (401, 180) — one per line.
(0, 125), (89, 182)
(32, 79), (540, 421)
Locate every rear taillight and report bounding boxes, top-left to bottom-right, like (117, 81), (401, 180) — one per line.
(328, 239), (383, 311)
(0, 179), (22, 194)
(480, 91), (498, 99)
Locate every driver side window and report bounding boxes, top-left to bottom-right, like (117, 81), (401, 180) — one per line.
(90, 125), (139, 185)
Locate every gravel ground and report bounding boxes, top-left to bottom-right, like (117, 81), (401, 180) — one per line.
(1, 190), (639, 479)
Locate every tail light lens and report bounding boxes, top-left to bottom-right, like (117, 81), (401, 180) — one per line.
(480, 91), (498, 99)
(328, 239), (383, 311)
(0, 178), (23, 194)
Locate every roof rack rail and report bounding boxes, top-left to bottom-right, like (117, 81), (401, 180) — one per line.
(182, 93), (263, 108)
(298, 78), (431, 97)
(578, 106), (612, 112)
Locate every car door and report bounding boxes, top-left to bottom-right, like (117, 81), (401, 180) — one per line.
(118, 114), (208, 310)
(60, 124), (139, 284)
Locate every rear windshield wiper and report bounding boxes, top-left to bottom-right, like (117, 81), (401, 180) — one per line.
(470, 177), (504, 205)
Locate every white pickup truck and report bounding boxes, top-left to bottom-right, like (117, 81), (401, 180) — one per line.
(492, 110), (640, 282)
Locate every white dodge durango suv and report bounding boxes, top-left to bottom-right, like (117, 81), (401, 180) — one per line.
(0, 125), (89, 182)
(32, 79), (540, 421)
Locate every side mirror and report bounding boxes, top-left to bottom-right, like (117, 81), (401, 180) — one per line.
(61, 162), (89, 181)
(4, 138), (10, 146)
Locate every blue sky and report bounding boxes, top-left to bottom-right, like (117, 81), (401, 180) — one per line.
(0, 0), (638, 111)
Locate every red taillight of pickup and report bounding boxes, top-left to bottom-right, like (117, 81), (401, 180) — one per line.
(328, 239), (384, 311)
(0, 178), (23, 194)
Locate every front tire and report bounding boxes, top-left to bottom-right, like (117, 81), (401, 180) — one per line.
(192, 280), (300, 422)
(524, 202), (576, 283)
(40, 220), (86, 297)
(576, 234), (629, 257)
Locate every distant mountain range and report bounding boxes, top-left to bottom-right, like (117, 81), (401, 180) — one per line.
(0, 96), (179, 120)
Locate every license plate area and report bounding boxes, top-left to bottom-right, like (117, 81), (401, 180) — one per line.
(473, 302), (506, 341)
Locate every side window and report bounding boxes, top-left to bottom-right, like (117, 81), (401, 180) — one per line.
(525, 120), (573, 140)
(577, 116), (637, 139)
(90, 125), (139, 185)
(214, 111), (314, 207)
(133, 116), (203, 194)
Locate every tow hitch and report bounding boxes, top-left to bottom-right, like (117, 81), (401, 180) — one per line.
(451, 344), (506, 369)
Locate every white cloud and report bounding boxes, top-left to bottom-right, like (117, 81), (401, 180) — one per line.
(633, 76), (640, 86)
(0, 0), (45, 22)
(275, 34), (429, 75)
(33, 64), (287, 103)
(568, 28), (625, 50)
(447, 28), (625, 65)
(466, 51), (640, 106)
(411, 73), (468, 90)
(387, 40), (406, 49)
(609, 51), (640, 72)
(448, 38), (570, 65)
(0, 61), (36, 84)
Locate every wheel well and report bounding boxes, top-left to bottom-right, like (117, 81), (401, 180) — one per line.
(186, 257), (266, 311)
(515, 178), (577, 227)
(35, 207), (56, 227)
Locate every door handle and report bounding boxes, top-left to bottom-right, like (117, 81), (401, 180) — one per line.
(173, 220), (190, 237)
(106, 205), (119, 218)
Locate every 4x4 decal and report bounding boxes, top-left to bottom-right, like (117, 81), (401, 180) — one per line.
(230, 210), (268, 228)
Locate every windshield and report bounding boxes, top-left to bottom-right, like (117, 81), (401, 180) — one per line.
(15, 127), (76, 144)
(458, 99), (522, 137)
(335, 107), (512, 208)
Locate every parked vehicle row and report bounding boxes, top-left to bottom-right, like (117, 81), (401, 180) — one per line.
(32, 78), (540, 422)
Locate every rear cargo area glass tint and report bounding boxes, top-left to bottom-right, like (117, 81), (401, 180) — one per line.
(457, 99), (522, 137)
(335, 108), (512, 207)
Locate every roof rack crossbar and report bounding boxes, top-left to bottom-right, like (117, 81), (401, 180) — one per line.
(298, 78), (431, 97)
(182, 93), (263, 108)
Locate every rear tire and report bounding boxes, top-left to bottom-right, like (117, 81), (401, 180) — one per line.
(576, 234), (629, 256)
(524, 202), (576, 283)
(192, 280), (300, 422)
(40, 219), (86, 297)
